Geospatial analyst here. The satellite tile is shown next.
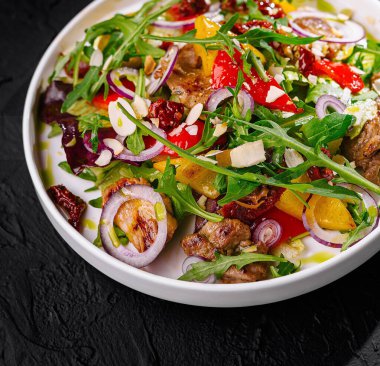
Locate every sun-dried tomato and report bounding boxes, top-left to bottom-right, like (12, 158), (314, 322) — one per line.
(167, 0), (209, 21)
(148, 99), (184, 131)
(47, 185), (87, 230)
(297, 47), (316, 76)
(255, 0), (285, 19)
(219, 186), (284, 224)
(232, 19), (273, 34)
(307, 148), (334, 181)
(221, 0), (248, 12)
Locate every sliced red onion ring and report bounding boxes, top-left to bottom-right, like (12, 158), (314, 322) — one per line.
(206, 88), (254, 118)
(115, 122), (167, 162)
(151, 3), (220, 29)
(147, 46), (179, 95)
(182, 255), (216, 284)
(106, 67), (138, 100)
(315, 95), (346, 119)
(289, 11), (365, 44)
(252, 219), (283, 247)
(302, 185), (379, 248)
(100, 184), (167, 268)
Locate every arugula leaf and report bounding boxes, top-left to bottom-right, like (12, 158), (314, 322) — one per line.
(126, 128), (145, 155)
(270, 257), (299, 278)
(156, 160), (223, 222)
(214, 173), (227, 194)
(342, 205), (378, 251)
(49, 53), (70, 83)
(61, 0), (179, 111)
(302, 113), (355, 147)
(187, 115), (219, 154)
(179, 252), (286, 281)
(58, 161), (97, 182)
(135, 38), (165, 58)
(217, 176), (259, 206)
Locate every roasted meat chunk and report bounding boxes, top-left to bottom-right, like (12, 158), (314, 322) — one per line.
(102, 178), (178, 252)
(166, 44), (213, 109)
(342, 99), (380, 185)
(181, 218), (251, 259)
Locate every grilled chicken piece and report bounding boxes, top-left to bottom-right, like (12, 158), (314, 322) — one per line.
(221, 242), (269, 284)
(102, 177), (178, 253)
(166, 44), (213, 109)
(342, 99), (380, 185)
(181, 218), (251, 260)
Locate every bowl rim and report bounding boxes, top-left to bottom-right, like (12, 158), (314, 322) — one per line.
(22, 0), (380, 304)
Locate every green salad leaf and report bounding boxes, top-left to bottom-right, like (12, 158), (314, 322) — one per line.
(179, 252), (287, 282)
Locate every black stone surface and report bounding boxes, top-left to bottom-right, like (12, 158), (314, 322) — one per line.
(1, 1), (380, 365)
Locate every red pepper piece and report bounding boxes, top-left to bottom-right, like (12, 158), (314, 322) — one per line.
(92, 80), (136, 110)
(312, 59), (365, 93)
(212, 50), (300, 113)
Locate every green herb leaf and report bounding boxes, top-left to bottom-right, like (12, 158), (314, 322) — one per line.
(218, 176), (259, 206)
(126, 128), (145, 155)
(156, 159), (223, 222)
(89, 197), (103, 208)
(302, 113), (355, 147)
(58, 161), (97, 182)
(179, 252), (286, 281)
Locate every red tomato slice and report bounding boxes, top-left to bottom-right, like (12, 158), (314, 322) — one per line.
(257, 207), (307, 247)
(160, 120), (204, 157)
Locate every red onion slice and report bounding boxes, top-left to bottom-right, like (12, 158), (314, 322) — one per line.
(289, 11), (365, 44)
(315, 95), (346, 119)
(106, 67), (138, 100)
(100, 184), (168, 268)
(151, 3), (220, 29)
(302, 185), (379, 248)
(252, 219), (283, 247)
(115, 123), (167, 162)
(206, 88), (254, 118)
(147, 45), (179, 95)
(182, 255), (216, 284)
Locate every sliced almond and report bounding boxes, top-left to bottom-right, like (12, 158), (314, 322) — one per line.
(132, 95), (149, 118)
(95, 150), (112, 167)
(108, 98), (137, 137)
(230, 140), (266, 168)
(213, 122), (227, 137)
(89, 49), (103, 67)
(185, 125), (198, 136)
(103, 138), (124, 155)
(185, 103), (203, 125)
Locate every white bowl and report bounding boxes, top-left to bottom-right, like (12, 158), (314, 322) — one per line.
(23, 0), (380, 307)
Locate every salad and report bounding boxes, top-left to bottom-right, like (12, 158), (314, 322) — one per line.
(39, 0), (380, 284)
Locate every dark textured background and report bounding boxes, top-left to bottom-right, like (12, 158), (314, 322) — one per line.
(1, 1), (380, 365)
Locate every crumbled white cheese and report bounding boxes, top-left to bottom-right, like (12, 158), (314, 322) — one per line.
(340, 87), (352, 105)
(265, 86), (285, 103)
(169, 124), (184, 137)
(186, 103), (203, 125)
(268, 65), (284, 84)
(284, 148), (304, 168)
(307, 74), (318, 85)
(103, 138), (124, 155)
(230, 140), (266, 168)
(95, 150), (112, 167)
(344, 99), (378, 127)
(108, 98), (137, 137)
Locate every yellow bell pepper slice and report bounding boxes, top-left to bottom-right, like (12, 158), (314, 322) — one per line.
(273, 0), (296, 13)
(194, 15), (220, 76)
(194, 16), (266, 76)
(312, 196), (356, 231)
(275, 175), (310, 220)
(153, 158), (219, 199)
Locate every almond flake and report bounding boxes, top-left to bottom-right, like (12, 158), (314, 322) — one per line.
(95, 150), (112, 167)
(185, 103), (203, 125)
